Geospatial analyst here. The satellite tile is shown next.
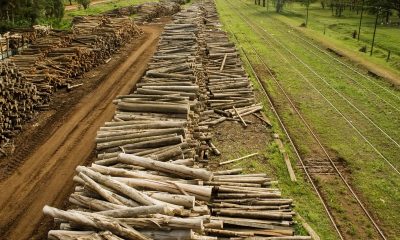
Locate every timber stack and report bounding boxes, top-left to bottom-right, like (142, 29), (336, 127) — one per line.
(0, 16), (142, 149)
(5, 15), (141, 101)
(0, 62), (40, 148)
(42, 2), (311, 240)
(105, 0), (181, 23)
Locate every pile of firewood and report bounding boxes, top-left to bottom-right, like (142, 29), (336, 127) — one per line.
(104, 0), (181, 23)
(203, 30), (255, 110)
(1, 25), (51, 55)
(95, 13), (202, 166)
(0, 16), (142, 149)
(5, 15), (141, 99)
(135, 1), (181, 22)
(0, 62), (40, 145)
(42, 3), (312, 240)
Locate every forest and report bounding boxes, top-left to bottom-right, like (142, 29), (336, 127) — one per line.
(0, 0), (399, 31)
(0, 0), (87, 31)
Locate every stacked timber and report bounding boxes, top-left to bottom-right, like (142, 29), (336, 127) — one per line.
(42, 3), (311, 240)
(0, 62), (40, 146)
(0, 16), (142, 149)
(96, 9), (203, 166)
(192, 2), (262, 129)
(135, 1), (181, 23)
(203, 31), (255, 110)
(6, 15), (141, 95)
(105, 0), (181, 22)
(208, 169), (297, 238)
(1, 25), (50, 56)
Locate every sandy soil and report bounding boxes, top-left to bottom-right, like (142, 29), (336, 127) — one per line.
(0, 24), (165, 240)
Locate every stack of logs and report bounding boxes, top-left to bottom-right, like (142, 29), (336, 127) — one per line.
(42, 2), (310, 240)
(5, 15), (141, 100)
(0, 62), (40, 145)
(1, 25), (50, 59)
(104, 0), (181, 23)
(0, 16), (142, 148)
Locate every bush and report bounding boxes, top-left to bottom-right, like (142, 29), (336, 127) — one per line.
(77, 0), (91, 9)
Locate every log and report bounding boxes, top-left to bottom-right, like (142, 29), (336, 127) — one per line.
(118, 153), (213, 181)
(98, 205), (171, 218)
(219, 153), (259, 166)
(77, 166), (156, 206)
(43, 206), (150, 240)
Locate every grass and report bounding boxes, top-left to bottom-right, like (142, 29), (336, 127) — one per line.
(276, 2), (400, 76)
(216, 2), (339, 240)
(216, 0), (400, 239)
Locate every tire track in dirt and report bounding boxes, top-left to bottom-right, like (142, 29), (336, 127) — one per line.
(0, 25), (164, 240)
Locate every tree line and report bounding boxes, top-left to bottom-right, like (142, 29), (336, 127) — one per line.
(273, 0), (400, 23)
(0, 0), (91, 31)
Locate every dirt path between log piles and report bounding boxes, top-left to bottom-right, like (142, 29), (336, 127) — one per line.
(0, 24), (164, 240)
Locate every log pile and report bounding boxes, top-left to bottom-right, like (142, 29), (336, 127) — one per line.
(0, 62), (40, 145)
(6, 15), (141, 98)
(135, 1), (181, 22)
(42, 2), (311, 240)
(203, 14), (255, 110)
(104, 0), (181, 23)
(0, 16), (142, 148)
(1, 25), (50, 55)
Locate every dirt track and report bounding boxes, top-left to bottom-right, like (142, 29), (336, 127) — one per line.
(0, 24), (164, 240)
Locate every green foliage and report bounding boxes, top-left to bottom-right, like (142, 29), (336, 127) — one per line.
(44, 0), (65, 20)
(0, 0), (65, 30)
(77, 0), (91, 9)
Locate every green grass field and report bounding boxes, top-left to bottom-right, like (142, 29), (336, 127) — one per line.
(215, 0), (400, 239)
(276, 2), (400, 76)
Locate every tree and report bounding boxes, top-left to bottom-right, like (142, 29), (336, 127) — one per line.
(0, 0), (65, 30)
(77, 0), (90, 9)
(44, 0), (65, 20)
(321, 0), (326, 9)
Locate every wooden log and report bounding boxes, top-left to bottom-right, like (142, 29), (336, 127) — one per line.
(140, 229), (194, 240)
(273, 134), (296, 182)
(118, 153), (213, 180)
(69, 193), (127, 211)
(146, 192), (195, 209)
(219, 152), (259, 166)
(212, 216), (292, 229)
(98, 205), (171, 218)
(120, 215), (203, 231)
(297, 214), (320, 240)
(216, 209), (293, 220)
(48, 230), (124, 240)
(118, 101), (189, 114)
(77, 166), (156, 206)
(205, 228), (253, 237)
(78, 172), (124, 206)
(43, 206), (150, 240)
(112, 177), (212, 201)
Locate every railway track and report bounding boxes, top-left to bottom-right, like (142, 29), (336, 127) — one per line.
(238, 1), (400, 150)
(223, 0), (400, 176)
(220, 0), (394, 239)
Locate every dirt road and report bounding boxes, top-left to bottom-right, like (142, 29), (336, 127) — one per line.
(0, 25), (163, 240)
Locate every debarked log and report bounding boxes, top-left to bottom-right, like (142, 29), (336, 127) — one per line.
(118, 153), (213, 181)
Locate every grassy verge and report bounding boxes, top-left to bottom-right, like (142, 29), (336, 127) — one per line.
(273, 2), (400, 78)
(215, 0), (400, 239)
(215, 1), (340, 239)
